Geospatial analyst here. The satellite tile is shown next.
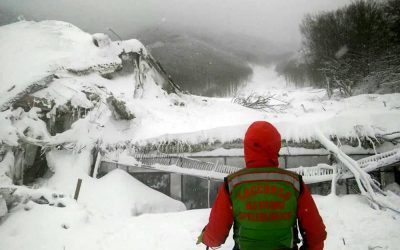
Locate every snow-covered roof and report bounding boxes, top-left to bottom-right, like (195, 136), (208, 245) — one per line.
(136, 91), (400, 151)
(0, 20), (146, 108)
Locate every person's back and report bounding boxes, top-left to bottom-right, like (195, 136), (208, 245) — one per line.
(226, 166), (301, 249)
(197, 121), (327, 250)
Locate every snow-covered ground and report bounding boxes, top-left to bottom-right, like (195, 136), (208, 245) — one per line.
(1, 20), (400, 250)
(0, 169), (399, 250)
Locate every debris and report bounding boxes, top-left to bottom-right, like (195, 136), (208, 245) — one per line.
(32, 196), (49, 205)
(56, 202), (66, 208)
(106, 96), (135, 120)
(232, 93), (290, 113)
(0, 187), (19, 209)
(315, 128), (400, 213)
(0, 195), (7, 217)
(7, 85), (15, 92)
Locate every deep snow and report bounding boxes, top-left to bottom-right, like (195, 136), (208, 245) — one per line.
(0, 175), (399, 250)
(1, 20), (400, 250)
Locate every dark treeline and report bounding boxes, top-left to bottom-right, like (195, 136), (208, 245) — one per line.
(276, 0), (400, 96)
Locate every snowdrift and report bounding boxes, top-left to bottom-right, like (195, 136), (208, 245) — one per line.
(79, 169), (186, 216)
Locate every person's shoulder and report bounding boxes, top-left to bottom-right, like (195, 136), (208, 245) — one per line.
(226, 167), (248, 181)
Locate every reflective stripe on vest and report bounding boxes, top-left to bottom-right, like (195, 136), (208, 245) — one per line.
(227, 171), (300, 194)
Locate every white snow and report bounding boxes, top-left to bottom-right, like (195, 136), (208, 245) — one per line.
(0, 20), (146, 108)
(0, 20), (400, 250)
(385, 183), (400, 196)
(130, 79), (400, 152)
(81, 169), (186, 216)
(0, 151), (14, 185)
(45, 149), (93, 194)
(43, 149), (185, 216)
(2, 21), (400, 150)
(0, 110), (19, 147)
(238, 65), (288, 92)
(0, 193), (399, 250)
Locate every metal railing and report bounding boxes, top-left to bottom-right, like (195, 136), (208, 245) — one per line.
(100, 147), (400, 183)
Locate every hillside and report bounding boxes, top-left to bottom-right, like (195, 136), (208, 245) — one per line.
(138, 27), (252, 96)
(137, 26), (291, 96)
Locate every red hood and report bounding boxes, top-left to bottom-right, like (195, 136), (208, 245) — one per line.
(244, 121), (281, 168)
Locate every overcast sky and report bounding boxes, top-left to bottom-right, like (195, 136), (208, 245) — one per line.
(0, 0), (350, 47)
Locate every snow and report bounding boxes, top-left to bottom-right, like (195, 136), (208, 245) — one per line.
(42, 149), (185, 218)
(385, 183), (400, 196)
(317, 195), (400, 250)
(153, 163), (228, 180)
(2, 20), (400, 150)
(1, 20), (400, 250)
(0, 194), (399, 250)
(0, 151), (14, 185)
(45, 149), (93, 194)
(0, 110), (19, 146)
(238, 65), (288, 92)
(80, 169), (186, 216)
(0, 20), (146, 108)
(135, 88), (400, 150)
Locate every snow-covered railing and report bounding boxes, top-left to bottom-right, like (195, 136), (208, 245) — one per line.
(101, 147), (400, 183)
(289, 147), (400, 184)
(132, 154), (239, 175)
(357, 148), (399, 169)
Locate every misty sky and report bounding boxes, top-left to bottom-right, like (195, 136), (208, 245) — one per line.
(0, 0), (350, 47)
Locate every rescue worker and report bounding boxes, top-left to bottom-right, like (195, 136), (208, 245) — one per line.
(197, 121), (327, 250)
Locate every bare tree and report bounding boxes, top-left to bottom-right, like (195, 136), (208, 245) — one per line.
(232, 93), (291, 113)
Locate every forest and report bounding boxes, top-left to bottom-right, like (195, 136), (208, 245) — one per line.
(277, 0), (400, 97)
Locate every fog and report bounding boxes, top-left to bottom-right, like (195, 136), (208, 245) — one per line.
(1, 0), (350, 48)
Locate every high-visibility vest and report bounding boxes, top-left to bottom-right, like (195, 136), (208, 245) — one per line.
(225, 167), (301, 250)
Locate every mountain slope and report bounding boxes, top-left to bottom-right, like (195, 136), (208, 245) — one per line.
(139, 27), (253, 96)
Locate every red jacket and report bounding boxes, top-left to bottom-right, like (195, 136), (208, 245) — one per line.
(202, 121), (327, 250)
